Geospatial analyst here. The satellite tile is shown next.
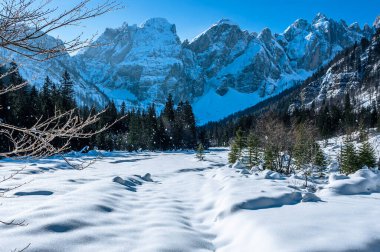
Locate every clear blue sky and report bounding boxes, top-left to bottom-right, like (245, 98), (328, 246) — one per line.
(51, 0), (379, 42)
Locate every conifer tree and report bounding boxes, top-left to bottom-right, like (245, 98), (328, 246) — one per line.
(41, 76), (54, 118)
(358, 141), (376, 168)
(263, 147), (275, 170)
(161, 94), (175, 148)
(228, 141), (240, 164)
(60, 70), (75, 111)
(183, 101), (196, 149)
(313, 144), (327, 177)
(228, 128), (245, 164)
(340, 139), (359, 175)
(196, 143), (205, 161)
(246, 132), (260, 168)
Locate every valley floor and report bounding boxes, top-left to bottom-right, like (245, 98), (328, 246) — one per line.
(0, 149), (379, 252)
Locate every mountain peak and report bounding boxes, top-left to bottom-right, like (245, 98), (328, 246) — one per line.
(312, 12), (329, 24)
(258, 27), (273, 43)
(349, 22), (361, 32)
(213, 19), (239, 27)
(141, 18), (176, 31)
(374, 15), (380, 29)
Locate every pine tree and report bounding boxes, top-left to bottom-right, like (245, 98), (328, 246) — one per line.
(313, 144), (327, 177)
(228, 128), (245, 164)
(358, 141), (376, 168)
(41, 76), (54, 118)
(60, 70), (75, 111)
(228, 140), (240, 164)
(173, 101), (184, 148)
(293, 124), (314, 170)
(340, 139), (359, 175)
(161, 94), (175, 148)
(263, 147), (275, 170)
(246, 132), (260, 168)
(183, 101), (196, 149)
(196, 143), (205, 161)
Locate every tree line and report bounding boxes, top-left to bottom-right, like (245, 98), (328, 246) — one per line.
(0, 64), (200, 154)
(227, 115), (376, 185)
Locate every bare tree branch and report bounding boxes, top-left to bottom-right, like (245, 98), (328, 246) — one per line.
(0, 0), (122, 61)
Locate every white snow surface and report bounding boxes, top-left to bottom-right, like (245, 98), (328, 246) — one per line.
(0, 148), (380, 251)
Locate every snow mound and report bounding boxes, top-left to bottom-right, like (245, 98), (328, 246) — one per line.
(302, 192), (322, 202)
(113, 173), (153, 191)
(230, 192), (302, 213)
(231, 161), (245, 169)
(321, 169), (380, 196)
(263, 170), (284, 180)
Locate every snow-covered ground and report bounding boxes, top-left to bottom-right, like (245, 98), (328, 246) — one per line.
(0, 148), (380, 252)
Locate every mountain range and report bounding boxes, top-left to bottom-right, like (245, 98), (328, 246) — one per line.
(2, 13), (379, 124)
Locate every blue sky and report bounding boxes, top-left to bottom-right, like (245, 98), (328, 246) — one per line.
(51, 0), (379, 42)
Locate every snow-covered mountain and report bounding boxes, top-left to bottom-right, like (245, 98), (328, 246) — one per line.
(3, 13), (378, 124)
(0, 33), (108, 107)
(289, 28), (380, 112)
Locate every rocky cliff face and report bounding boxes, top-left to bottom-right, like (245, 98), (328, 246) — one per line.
(2, 14), (378, 123)
(73, 13), (374, 105)
(289, 29), (380, 112)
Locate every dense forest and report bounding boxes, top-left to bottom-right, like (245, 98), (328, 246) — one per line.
(0, 63), (200, 153)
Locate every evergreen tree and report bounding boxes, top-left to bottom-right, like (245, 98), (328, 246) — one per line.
(41, 76), (54, 118)
(293, 124), (314, 170)
(246, 132), (260, 168)
(183, 101), (196, 149)
(161, 94), (175, 148)
(145, 104), (159, 150)
(263, 147), (275, 170)
(228, 141), (240, 164)
(340, 139), (359, 175)
(228, 128), (245, 164)
(60, 70), (75, 111)
(358, 141), (376, 168)
(173, 101), (184, 148)
(313, 144), (327, 177)
(196, 143), (205, 161)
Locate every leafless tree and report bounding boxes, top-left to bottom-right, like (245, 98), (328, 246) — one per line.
(256, 114), (293, 173)
(0, 0), (122, 158)
(0, 1), (121, 249)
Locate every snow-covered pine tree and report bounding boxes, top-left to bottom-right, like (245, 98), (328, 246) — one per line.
(196, 143), (205, 161)
(263, 147), (275, 170)
(313, 144), (327, 177)
(293, 123), (316, 187)
(246, 132), (260, 168)
(228, 141), (240, 164)
(340, 139), (359, 175)
(228, 128), (245, 164)
(358, 141), (376, 168)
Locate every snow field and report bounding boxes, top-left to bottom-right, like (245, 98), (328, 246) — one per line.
(0, 149), (379, 251)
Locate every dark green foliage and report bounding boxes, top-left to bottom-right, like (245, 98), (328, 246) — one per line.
(246, 132), (260, 167)
(228, 141), (240, 164)
(196, 143), (205, 161)
(358, 141), (376, 168)
(263, 147), (275, 170)
(340, 139), (359, 175)
(0, 66), (198, 154)
(228, 128), (245, 164)
(313, 144), (327, 176)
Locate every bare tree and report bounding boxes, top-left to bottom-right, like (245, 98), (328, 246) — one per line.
(0, 0), (121, 93)
(0, 0), (121, 158)
(0, 1), (121, 248)
(256, 114), (293, 173)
